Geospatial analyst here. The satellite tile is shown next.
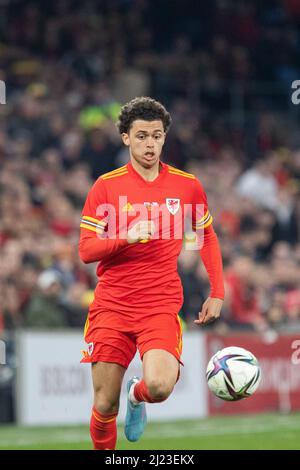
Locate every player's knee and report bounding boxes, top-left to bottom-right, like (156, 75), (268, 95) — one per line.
(146, 379), (174, 402)
(94, 395), (119, 415)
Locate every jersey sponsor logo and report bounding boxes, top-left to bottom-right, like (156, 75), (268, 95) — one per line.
(166, 198), (180, 215)
(87, 342), (94, 356)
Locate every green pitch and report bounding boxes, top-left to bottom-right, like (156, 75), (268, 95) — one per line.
(0, 413), (299, 450)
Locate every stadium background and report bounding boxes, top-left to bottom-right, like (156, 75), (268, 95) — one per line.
(0, 0), (300, 449)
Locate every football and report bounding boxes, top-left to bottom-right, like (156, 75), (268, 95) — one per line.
(206, 346), (261, 401)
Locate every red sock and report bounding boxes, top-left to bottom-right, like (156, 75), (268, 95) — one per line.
(90, 407), (118, 450)
(133, 379), (167, 403)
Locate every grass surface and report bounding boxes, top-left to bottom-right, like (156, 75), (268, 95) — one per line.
(0, 412), (299, 450)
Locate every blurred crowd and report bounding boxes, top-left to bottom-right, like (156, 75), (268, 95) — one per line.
(1, 0), (300, 333)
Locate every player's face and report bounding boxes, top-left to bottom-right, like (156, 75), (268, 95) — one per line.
(122, 120), (166, 169)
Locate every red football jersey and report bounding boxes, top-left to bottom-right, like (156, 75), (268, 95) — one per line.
(79, 162), (219, 319)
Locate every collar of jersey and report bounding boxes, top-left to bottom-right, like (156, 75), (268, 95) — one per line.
(127, 161), (168, 186)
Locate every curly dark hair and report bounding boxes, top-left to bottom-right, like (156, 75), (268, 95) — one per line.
(116, 96), (172, 134)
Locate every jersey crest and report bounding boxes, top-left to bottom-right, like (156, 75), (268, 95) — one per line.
(166, 198), (180, 215)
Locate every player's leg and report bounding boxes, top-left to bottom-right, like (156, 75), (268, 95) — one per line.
(81, 324), (137, 450)
(134, 314), (182, 402)
(125, 349), (180, 442)
(125, 314), (182, 442)
(90, 361), (126, 450)
(138, 348), (179, 401)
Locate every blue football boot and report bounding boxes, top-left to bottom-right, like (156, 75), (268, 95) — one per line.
(124, 376), (147, 442)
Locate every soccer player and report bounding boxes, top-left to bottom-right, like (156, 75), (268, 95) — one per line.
(79, 97), (224, 450)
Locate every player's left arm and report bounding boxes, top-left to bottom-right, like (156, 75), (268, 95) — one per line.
(195, 225), (224, 325)
(192, 178), (225, 325)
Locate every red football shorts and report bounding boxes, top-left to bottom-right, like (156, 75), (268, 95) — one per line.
(81, 308), (183, 368)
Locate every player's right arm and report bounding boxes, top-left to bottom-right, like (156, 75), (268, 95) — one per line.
(79, 178), (154, 263)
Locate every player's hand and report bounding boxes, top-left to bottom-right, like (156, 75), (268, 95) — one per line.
(127, 220), (155, 244)
(194, 297), (223, 326)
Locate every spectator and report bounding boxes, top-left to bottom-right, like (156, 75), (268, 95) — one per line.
(224, 256), (267, 331)
(24, 271), (68, 328)
(235, 159), (279, 210)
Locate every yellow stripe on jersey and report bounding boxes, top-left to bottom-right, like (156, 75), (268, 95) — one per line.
(176, 316), (183, 356)
(168, 168), (195, 176)
(168, 165), (192, 174)
(80, 222), (104, 233)
(101, 170), (128, 180)
(192, 212), (213, 230)
(100, 166), (127, 178)
(101, 165), (127, 176)
(169, 173), (195, 180)
(194, 210), (209, 225)
(202, 215), (213, 228)
(168, 170), (195, 180)
(192, 219), (213, 230)
(83, 318), (89, 339)
(82, 215), (106, 226)
(167, 166), (196, 179)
